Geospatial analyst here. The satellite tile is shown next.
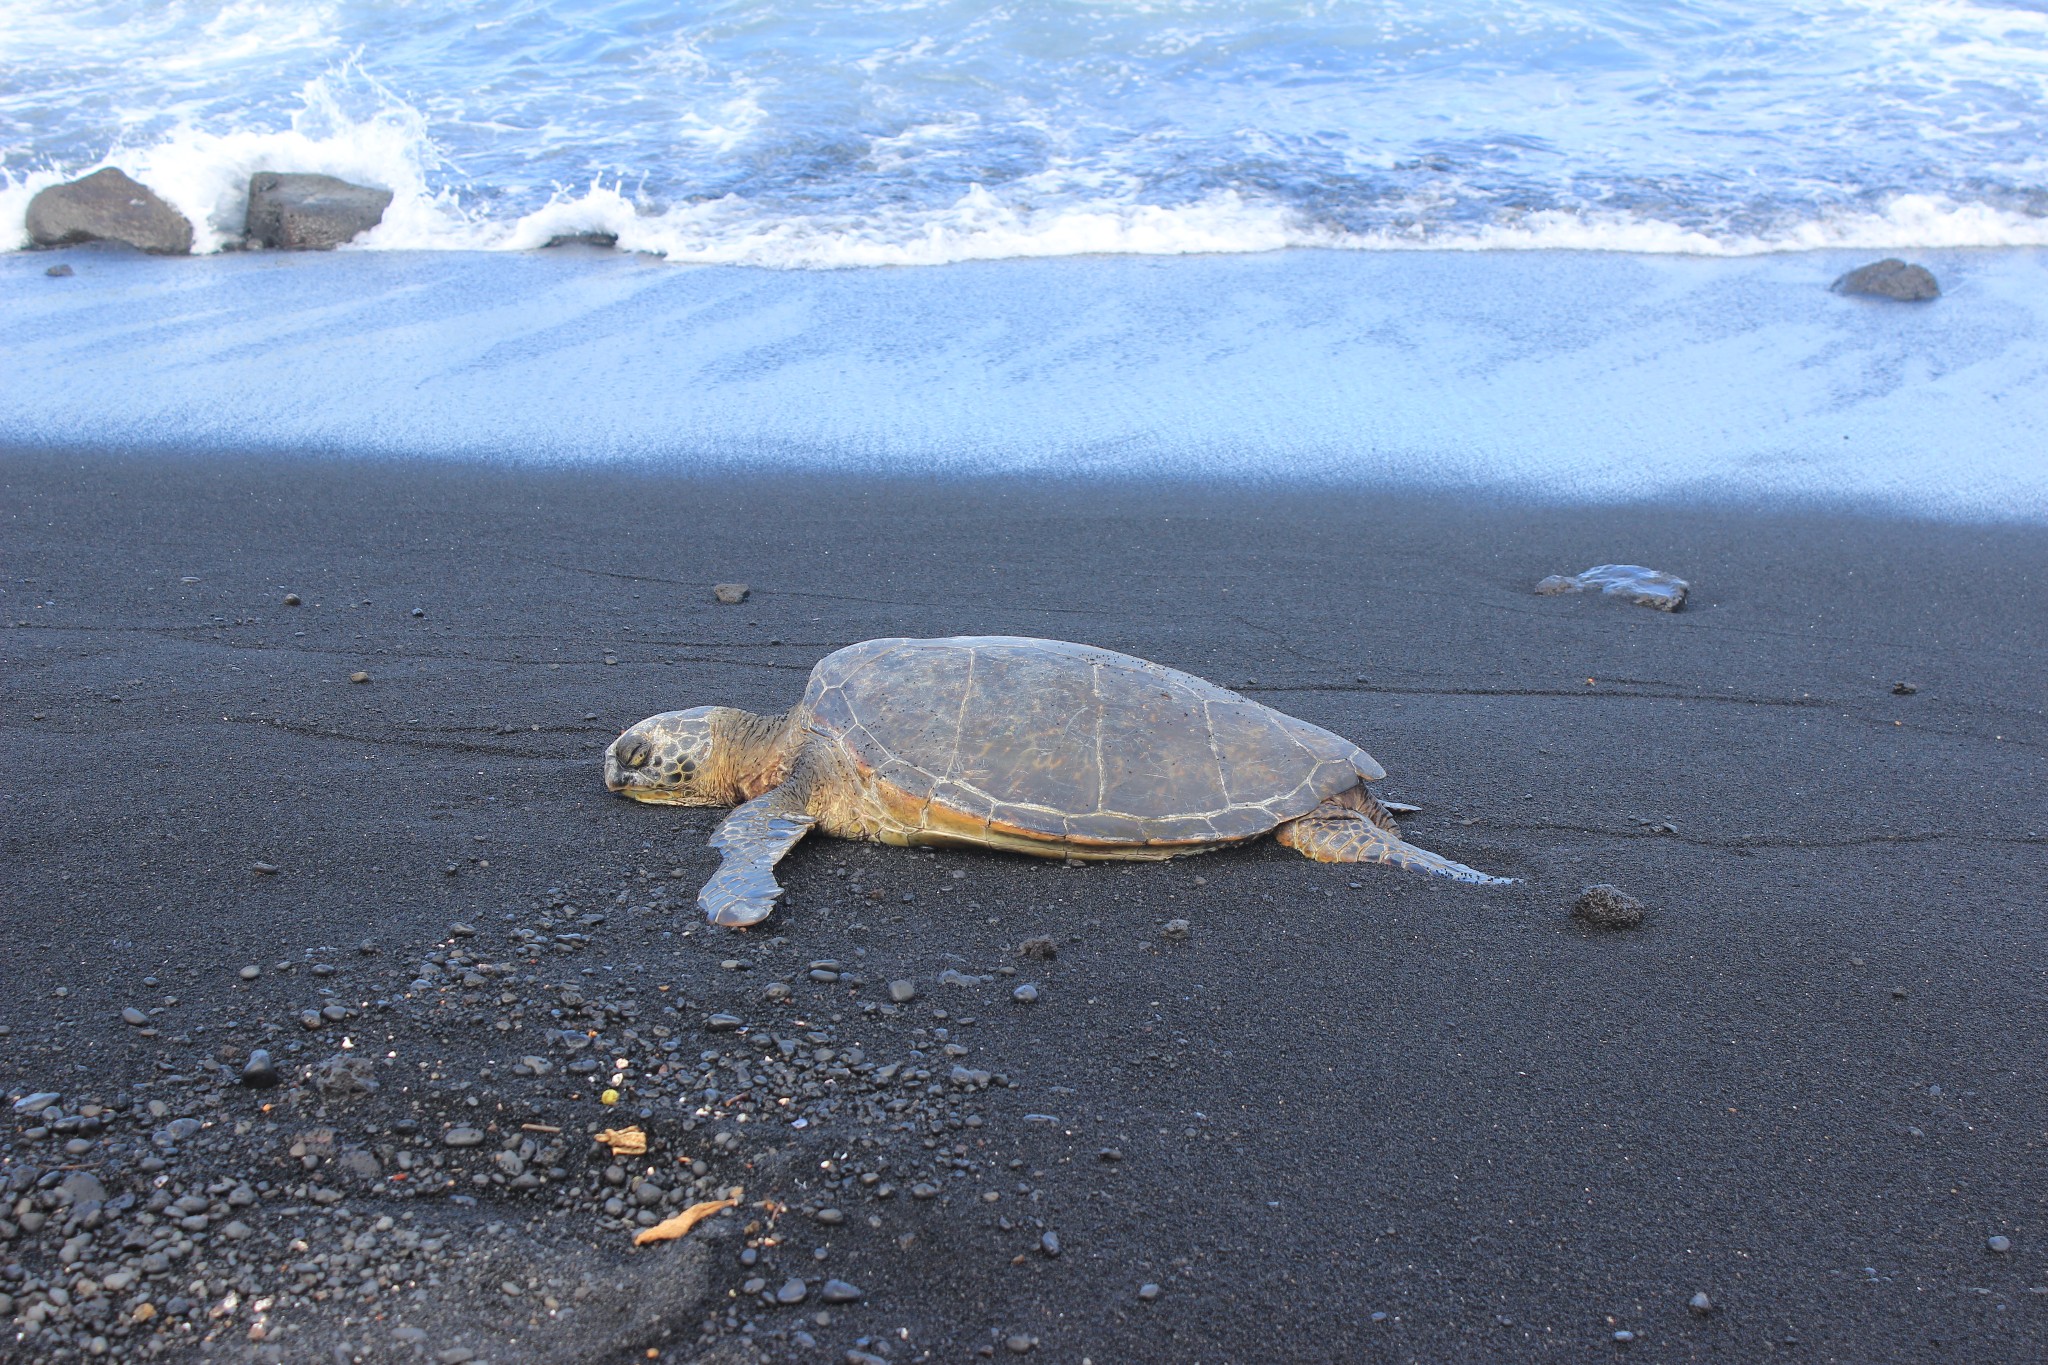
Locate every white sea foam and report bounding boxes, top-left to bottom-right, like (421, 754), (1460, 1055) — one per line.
(15, 109), (2048, 267)
(8, 1), (2048, 268)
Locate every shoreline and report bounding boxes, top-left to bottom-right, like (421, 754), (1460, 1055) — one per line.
(5, 245), (2046, 521)
(3, 449), (2044, 1361)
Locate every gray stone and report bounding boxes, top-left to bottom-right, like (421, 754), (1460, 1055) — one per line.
(1833, 258), (1939, 301)
(245, 173), (393, 250)
(153, 1117), (202, 1146)
(820, 1278), (863, 1303)
(27, 168), (193, 254)
(775, 1277), (808, 1304)
(1688, 1292), (1712, 1315)
(1006, 1336), (1037, 1354)
(11, 1091), (60, 1113)
(1039, 1230), (1060, 1257)
(240, 1049), (281, 1089)
(121, 1006), (148, 1026)
(1988, 1234), (2013, 1253)
(1161, 918), (1191, 942)
(45, 263), (72, 277)
(442, 1126), (486, 1147)
(813, 1207), (845, 1225)
(713, 582), (750, 605)
(1011, 982), (1040, 1004)
(1573, 884), (1646, 930)
(312, 1053), (379, 1095)
(58, 1171), (107, 1205)
(888, 979), (917, 1003)
(1138, 1282), (1161, 1301)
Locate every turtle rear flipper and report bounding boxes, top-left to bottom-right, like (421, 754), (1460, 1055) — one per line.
(1276, 796), (1510, 885)
(701, 785), (817, 926)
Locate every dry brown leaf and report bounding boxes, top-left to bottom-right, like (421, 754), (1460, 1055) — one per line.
(632, 1189), (743, 1247)
(594, 1126), (648, 1156)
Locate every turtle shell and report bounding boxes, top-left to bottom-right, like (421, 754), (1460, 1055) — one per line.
(801, 636), (1382, 848)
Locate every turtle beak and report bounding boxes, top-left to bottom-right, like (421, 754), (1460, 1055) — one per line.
(603, 742), (630, 793)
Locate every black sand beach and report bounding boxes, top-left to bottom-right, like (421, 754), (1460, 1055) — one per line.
(3, 448), (2045, 1363)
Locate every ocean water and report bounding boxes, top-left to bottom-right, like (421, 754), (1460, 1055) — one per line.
(5, 0), (2048, 266)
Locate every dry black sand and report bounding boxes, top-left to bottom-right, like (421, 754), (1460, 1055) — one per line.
(3, 448), (2045, 1363)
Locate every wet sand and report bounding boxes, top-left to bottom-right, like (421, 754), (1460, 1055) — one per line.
(2, 448), (2045, 1362)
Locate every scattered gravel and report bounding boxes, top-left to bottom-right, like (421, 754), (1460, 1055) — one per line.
(0, 862), (1068, 1363)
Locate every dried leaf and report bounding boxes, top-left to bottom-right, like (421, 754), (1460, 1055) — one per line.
(632, 1189), (743, 1247)
(595, 1126), (647, 1156)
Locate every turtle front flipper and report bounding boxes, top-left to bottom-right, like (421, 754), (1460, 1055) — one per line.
(1276, 794), (1511, 885)
(701, 784), (818, 927)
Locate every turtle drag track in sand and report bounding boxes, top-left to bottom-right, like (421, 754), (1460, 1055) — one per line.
(3, 450), (2046, 1363)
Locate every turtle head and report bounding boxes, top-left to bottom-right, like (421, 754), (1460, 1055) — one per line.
(605, 707), (727, 805)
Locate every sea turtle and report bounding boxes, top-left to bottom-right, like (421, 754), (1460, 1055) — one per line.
(604, 636), (1509, 926)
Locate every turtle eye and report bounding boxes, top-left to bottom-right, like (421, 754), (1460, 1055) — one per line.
(616, 735), (652, 769)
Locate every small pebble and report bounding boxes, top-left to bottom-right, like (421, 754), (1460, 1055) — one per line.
(814, 1207), (845, 1225)
(121, 1006), (148, 1026)
(46, 263), (74, 277)
(1891, 987), (1909, 999)
(713, 582), (750, 605)
(1161, 918), (1190, 942)
(820, 1279), (863, 1303)
(1688, 1292), (1712, 1315)
(442, 1126), (485, 1147)
(349, 671), (370, 684)
(706, 1013), (743, 1031)
(1039, 1231), (1060, 1257)
(888, 979), (917, 1003)
(775, 1277), (807, 1305)
(1012, 983), (1039, 1004)
(1005, 1335), (1037, 1354)
(1613, 1330), (1635, 1343)
(251, 861), (280, 875)
(1018, 936), (1057, 960)
(239, 964), (261, 980)
(1989, 1235), (2013, 1253)
(283, 593), (301, 606)
(1138, 1283), (1161, 1301)
(1892, 681), (1917, 695)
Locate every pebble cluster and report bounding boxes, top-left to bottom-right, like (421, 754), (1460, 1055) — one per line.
(0, 860), (1107, 1363)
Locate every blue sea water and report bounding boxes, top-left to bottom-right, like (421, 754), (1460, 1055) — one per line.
(5, 0), (2048, 265)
